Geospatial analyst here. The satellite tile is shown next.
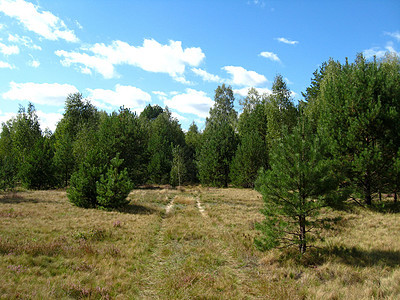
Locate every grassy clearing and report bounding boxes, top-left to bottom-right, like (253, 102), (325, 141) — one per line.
(0, 188), (399, 299)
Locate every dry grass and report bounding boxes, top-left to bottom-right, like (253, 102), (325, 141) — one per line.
(0, 188), (399, 299)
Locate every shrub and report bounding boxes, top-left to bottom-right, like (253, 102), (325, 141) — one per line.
(96, 154), (132, 209)
(67, 150), (105, 208)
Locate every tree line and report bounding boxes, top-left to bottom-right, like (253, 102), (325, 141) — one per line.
(0, 53), (399, 253)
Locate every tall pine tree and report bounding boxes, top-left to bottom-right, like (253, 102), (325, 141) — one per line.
(198, 84), (238, 187)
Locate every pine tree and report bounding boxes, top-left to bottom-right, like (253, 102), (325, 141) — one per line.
(231, 88), (268, 187)
(316, 54), (398, 205)
(19, 136), (56, 189)
(96, 107), (147, 184)
(265, 75), (297, 150)
(0, 123), (17, 190)
(255, 116), (342, 254)
(97, 154), (132, 209)
(185, 122), (201, 183)
(230, 131), (266, 188)
(198, 84), (238, 187)
(67, 149), (106, 208)
(147, 109), (185, 184)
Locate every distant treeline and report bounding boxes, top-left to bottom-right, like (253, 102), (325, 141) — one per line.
(1, 53), (399, 207)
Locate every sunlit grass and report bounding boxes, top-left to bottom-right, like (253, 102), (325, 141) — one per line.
(0, 188), (399, 299)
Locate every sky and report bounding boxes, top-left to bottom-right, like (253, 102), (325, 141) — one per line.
(0, 0), (399, 132)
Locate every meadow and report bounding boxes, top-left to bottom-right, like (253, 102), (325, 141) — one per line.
(0, 187), (399, 299)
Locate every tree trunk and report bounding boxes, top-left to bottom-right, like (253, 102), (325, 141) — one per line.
(394, 191), (397, 203)
(299, 215), (306, 254)
(364, 175), (372, 205)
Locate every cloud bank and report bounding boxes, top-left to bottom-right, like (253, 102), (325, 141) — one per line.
(56, 39), (205, 82)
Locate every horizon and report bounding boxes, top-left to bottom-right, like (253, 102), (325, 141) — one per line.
(0, 0), (399, 132)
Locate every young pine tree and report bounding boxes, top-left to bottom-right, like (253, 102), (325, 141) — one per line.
(67, 149), (106, 208)
(255, 117), (343, 254)
(97, 154), (132, 209)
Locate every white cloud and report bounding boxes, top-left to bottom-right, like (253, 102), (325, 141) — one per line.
(249, 0), (266, 8)
(152, 91), (168, 102)
(172, 75), (193, 85)
(364, 42), (399, 59)
(385, 31), (400, 42)
(153, 91), (167, 97)
(164, 88), (214, 118)
(87, 84), (151, 110)
(0, 0), (78, 42)
(55, 49), (116, 78)
(37, 110), (62, 132)
(192, 68), (223, 83)
(260, 51), (280, 62)
(75, 20), (83, 30)
(55, 39), (205, 81)
(275, 37), (299, 45)
(8, 34), (41, 50)
(233, 86), (272, 97)
(0, 42), (19, 55)
(222, 66), (267, 87)
(3, 82), (78, 106)
(0, 60), (14, 68)
(364, 47), (386, 59)
(171, 111), (187, 122)
(0, 111), (16, 127)
(28, 58), (40, 68)
(284, 77), (293, 85)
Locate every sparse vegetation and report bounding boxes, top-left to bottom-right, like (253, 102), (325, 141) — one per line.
(1, 187), (399, 299)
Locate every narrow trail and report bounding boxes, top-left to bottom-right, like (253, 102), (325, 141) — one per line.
(196, 196), (207, 217)
(139, 189), (254, 298)
(139, 195), (175, 298)
(165, 197), (174, 215)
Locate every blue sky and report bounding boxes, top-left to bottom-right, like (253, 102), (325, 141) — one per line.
(0, 0), (399, 132)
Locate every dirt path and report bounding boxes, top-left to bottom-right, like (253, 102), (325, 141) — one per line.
(196, 196), (207, 217)
(165, 197), (174, 214)
(138, 189), (259, 298)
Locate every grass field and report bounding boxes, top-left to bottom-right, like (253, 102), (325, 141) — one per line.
(1, 187), (400, 299)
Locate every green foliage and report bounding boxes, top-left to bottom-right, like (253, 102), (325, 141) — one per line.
(0, 155), (16, 190)
(230, 131), (266, 188)
(198, 85), (238, 187)
(265, 75), (298, 149)
(67, 149), (106, 208)
(185, 122), (201, 183)
(53, 93), (99, 187)
(19, 136), (56, 189)
(62, 93), (99, 137)
(170, 145), (187, 187)
(314, 54), (400, 204)
(231, 88), (269, 187)
(0, 124), (17, 190)
(147, 109), (185, 184)
(198, 121), (237, 187)
(96, 154), (132, 209)
(96, 107), (147, 184)
(255, 117), (343, 254)
(53, 123), (74, 187)
(140, 104), (164, 121)
(208, 84), (237, 127)
(0, 103), (44, 188)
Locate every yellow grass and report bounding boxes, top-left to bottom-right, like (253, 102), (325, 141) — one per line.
(0, 188), (399, 299)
